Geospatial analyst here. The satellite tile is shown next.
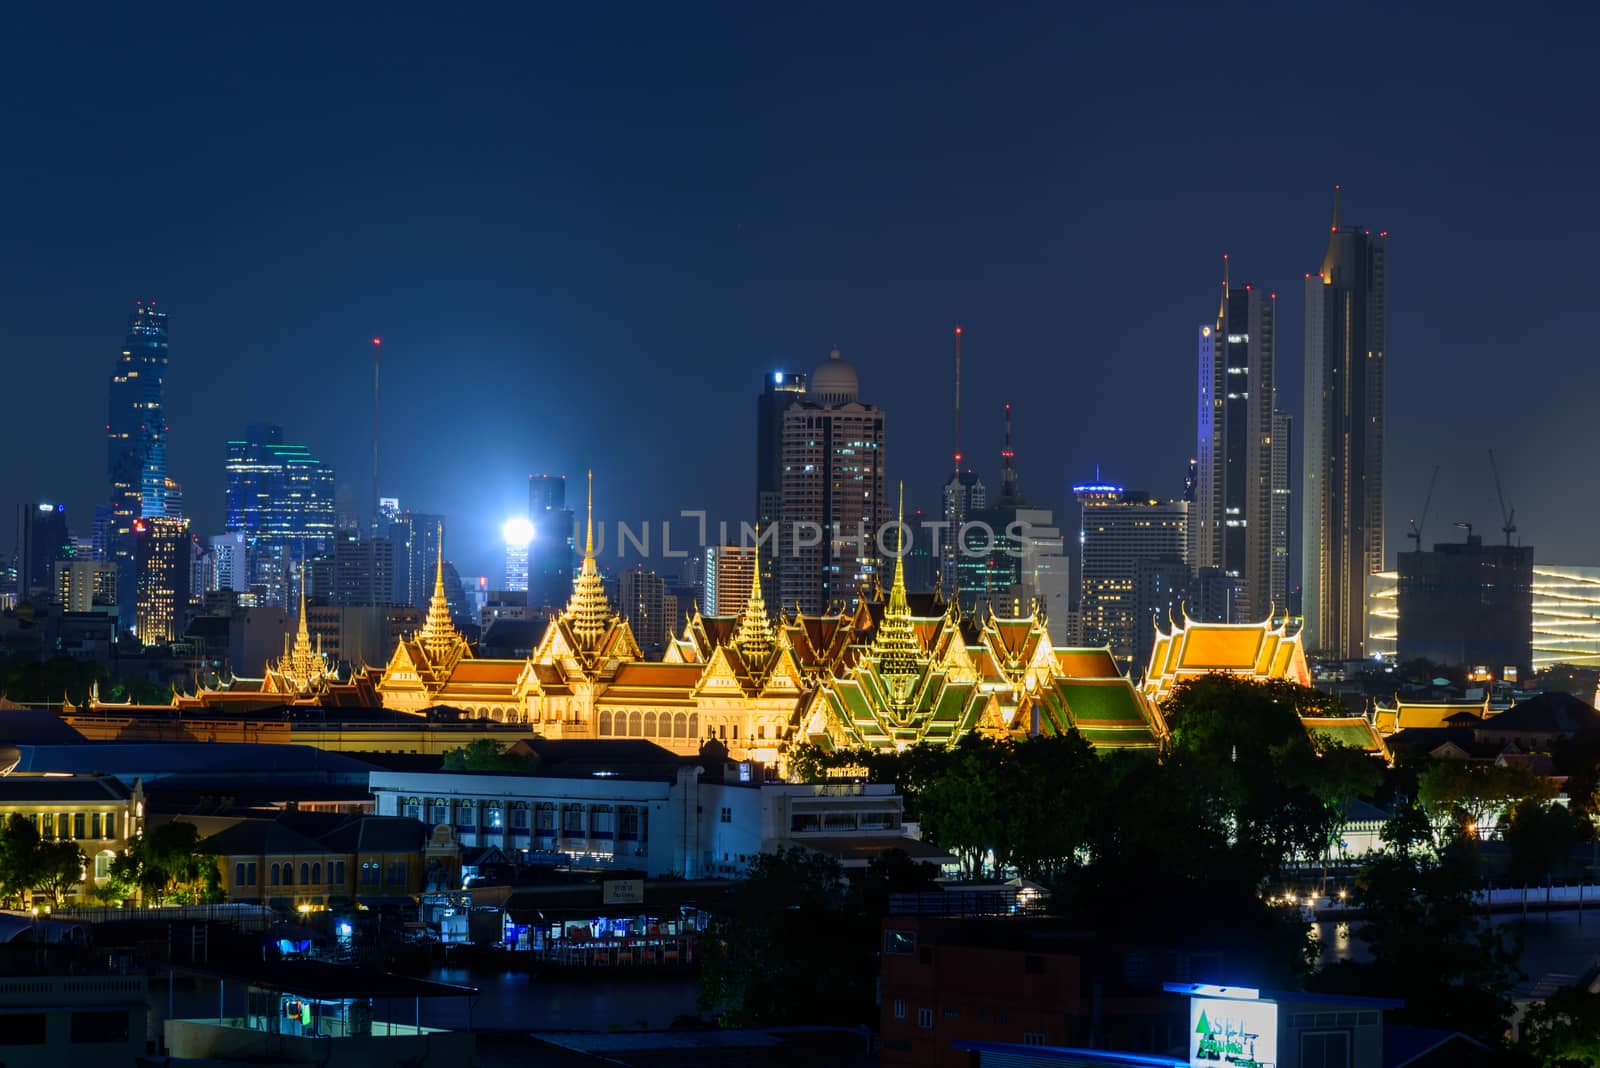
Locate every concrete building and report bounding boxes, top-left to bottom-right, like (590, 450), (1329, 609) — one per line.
(0, 974), (148, 1068)
(0, 774), (145, 901)
(52, 559), (118, 614)
(1302, 191), (1387, 658)
(1075, 485), (1188, 661)
(756, 369), (809, 606)
(779, 348), (887, 614)
(617, 566), (672, 654)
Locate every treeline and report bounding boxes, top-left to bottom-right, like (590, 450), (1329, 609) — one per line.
(0, 652), (173, 707)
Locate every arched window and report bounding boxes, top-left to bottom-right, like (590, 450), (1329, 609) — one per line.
(429, 798), (448, 825)
(403, 797), (422, 821)
(628, 711), (641, 736)
(674, 712), (687, 738)
(643, 711), (657, 737)
(510, 802), (529, 829)
(282, 864), (293, 887)
(599, 710), (613, 736)
(535, 803), (556, 835)
(485, 802), (503, 829)
(591, 805), (614, 840)
(300, 862), (310, 885)
(312, 862), (322, 884)
(687, 712), (698, 736)
(456, 799), (476, 828)
(270, 863), (280, 886)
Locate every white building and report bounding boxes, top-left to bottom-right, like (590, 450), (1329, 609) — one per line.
(368, 756), (926, 880)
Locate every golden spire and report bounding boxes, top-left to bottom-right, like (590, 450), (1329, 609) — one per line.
(276, 560), (327, 695)
(873, 483), (920, 682)
(733, 524), (775, 667)
(564, 470), (613, 647)
(417, 522), (460, 661)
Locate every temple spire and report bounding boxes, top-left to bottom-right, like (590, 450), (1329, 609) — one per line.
(732, 523), (775, 666)
(564, 471), (613, 648)
(873, 483), (920, 684)
(417, 522), (460, 661)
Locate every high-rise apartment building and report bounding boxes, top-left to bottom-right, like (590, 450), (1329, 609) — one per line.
(704, 544), (757, 617)
(756, 370), (808, 605)
(1191, 267), (1286, 622)
(1302, 190), (1387, 657)
(1076, 484), (1188, 661)
(53, 559), (118, 613)
(134, 516), (191, 645)
(779, 349), (886, 614)
(528, 475), (574, 610)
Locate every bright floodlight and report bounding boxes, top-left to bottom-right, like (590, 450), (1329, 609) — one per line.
(502, 516), (535, 547)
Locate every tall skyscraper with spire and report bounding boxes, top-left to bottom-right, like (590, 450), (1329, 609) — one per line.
(107, 302), (170, 630)
(1302, 188), (1387, 658)
(1190, 258), (1287, 622)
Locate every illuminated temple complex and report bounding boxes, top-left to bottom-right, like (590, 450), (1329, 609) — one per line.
(1141, 613), (1387, 757)
(372, 486), (1167, 761)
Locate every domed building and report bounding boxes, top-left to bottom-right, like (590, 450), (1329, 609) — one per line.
(808, 348), (859, 407)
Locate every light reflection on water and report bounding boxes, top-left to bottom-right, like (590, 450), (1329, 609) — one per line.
(1314, 907), (1600, 986)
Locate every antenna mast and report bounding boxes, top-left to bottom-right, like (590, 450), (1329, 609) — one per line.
(953, 325), (963, 473)
(371, 337), (382, 536)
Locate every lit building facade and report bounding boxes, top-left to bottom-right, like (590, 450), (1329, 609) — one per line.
(388, 511), (446, 610)
(106, 302), (170, 628)
(1302, 192), (1387, 658)
(134, 515), (192, 645)
(779, 349), (886, 614)
(618, 566), (673, 653)
(1075, 485), (1188, 661)
(1369, 563), (1590, 672)
(756, 370), (808, 606)
(224, 424), (337, 539)
(1191, 269), (1286, 621)
(704, 544), (757, 617)
(54, 558), (118, 613)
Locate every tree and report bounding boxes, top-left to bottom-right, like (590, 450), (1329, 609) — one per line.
(33, 839), (85, 905)
(113, 821), (219, 904)
(1418, 761), (1552, 836)
(0, 815), (44, 906)
(441, 738), (534, 772)
(1520, 984), (1600, 1067)
(1505, 799), (1582, 889)
(1380, 798), (1436, 859)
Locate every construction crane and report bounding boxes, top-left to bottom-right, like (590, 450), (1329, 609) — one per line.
(1407, 465), (1440, 551)
(1488, 449), (1517, 546)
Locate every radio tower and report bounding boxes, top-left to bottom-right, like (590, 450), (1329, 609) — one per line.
(953, 324), (963, 472)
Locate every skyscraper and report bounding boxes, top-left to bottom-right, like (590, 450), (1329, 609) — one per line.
(1302, 189), (1387, 658)
(618, 566), (672, 654)
(107, 302), (169, 629)
(704, 544), (758, 617)
(756, 370), (808, 605)
(224, 423), (338, 603)
(388, 512), (446, 610)
(1076, 484), (1188, 661)
(779, 348), (887, 614)
(1191, 264), (1285, 621)
(528, 475), (574, 610)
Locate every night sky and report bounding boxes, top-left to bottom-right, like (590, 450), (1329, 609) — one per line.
(4, 5), (1597, 580)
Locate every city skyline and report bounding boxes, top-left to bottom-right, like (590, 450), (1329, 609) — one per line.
(3, 8), (1595, 584)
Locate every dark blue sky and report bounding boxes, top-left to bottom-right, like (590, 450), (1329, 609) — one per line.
(4, 4), (1597, 579)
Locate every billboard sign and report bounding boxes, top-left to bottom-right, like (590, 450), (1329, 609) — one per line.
(1189, 995), (1277, 1067)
